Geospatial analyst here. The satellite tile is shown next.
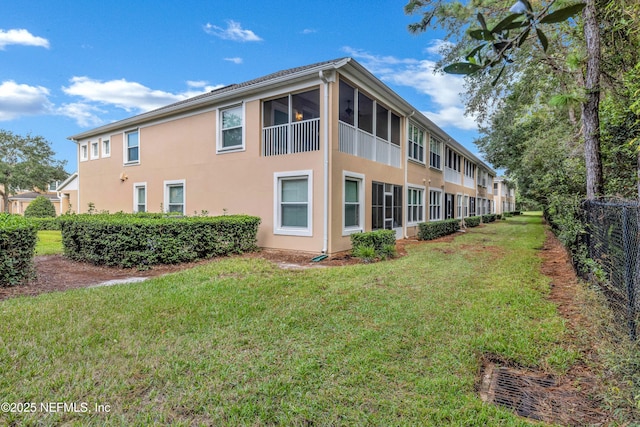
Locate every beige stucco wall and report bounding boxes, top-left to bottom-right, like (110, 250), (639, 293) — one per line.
(78, 85), (328, 253)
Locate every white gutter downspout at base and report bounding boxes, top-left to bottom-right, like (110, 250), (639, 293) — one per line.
(319, 70), (335, 254)
(404, 111), (415, 239)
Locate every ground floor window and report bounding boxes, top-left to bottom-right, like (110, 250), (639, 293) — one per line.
(429, 189), (442, 221)
(164, 180), (185, 214)
(407, 187), (424, 224)
(457, 194), (463, 218)
(470, 197), (476, 216)
(344, 172), (364, 234)
(372, 181), (402, 230)
(134, 183), (146, 213)
(445, 193), (455, 219)
(274, 170), (313, 236)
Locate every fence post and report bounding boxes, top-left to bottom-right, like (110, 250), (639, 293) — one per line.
(622, 206), (637, 341)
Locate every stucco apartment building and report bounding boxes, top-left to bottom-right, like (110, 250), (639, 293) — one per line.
(493, 177), (517, 215)
(69, 58), (496, 254)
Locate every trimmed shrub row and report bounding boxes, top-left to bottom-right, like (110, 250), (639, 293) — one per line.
(0, 213), (38, 286)
(482, 213), (497, 223)
(351, 229), (396, 252)
(465, 216), (482, 227)
(59, 213), (261, 268)
(418, 218), (460, 241)
(28, 217), (61, 230)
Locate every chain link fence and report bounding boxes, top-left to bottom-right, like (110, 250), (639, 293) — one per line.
(579, 199), (640, 340)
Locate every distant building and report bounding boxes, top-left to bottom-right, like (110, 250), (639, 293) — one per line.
(493, 177), (516, 214)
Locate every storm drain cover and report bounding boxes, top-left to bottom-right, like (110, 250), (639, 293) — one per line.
(479, 361), (605, 426)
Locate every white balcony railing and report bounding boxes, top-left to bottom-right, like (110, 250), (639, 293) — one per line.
(339, 121), (401, 168)
(444, 167), (461, 184)
(263, 118), (320, 156)
(464, 175), (475, 189)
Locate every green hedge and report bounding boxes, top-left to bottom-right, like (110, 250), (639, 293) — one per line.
(418, 218), (460, 241)
(59, 213), (261, 268)
(465, 216), (482, 227)
(481, 214), (497, 223)
(351, 229), (396, 255)
(28, 217), (61, 230)
(24, 196), (56, 218)
(0, 214), (38, 286)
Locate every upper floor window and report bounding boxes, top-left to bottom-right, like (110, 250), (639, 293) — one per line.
(430, 135), (442, 169)
(90, 141), (99, 160)
(262, 89), (320, 156)
(445, 147), (461, 172)
(408, 122), (425, 163)
(464, 159), (476, 178)
(102, 139), (110, 158)
(80, 143), (88, 162)
(125, 130), (139, 164)
(219, 105), (244, 152)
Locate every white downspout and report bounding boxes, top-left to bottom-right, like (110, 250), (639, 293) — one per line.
(404, 111), (415, 239)
(319, 70), (335, 254)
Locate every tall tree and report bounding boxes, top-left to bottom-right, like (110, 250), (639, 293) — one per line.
(405, 0), (606, 198)
(0, 130), (67, 213)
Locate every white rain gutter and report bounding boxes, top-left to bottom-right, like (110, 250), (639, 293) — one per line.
(404, 110), (415, 239)
(319, 69), (336, 254)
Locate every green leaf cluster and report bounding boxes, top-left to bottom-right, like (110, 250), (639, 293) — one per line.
(59, 213), (261, 268)
(417, 218), (460, 240)
(0, 213), (37, 286)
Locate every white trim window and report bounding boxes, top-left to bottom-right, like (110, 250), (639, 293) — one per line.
(125, 129), (140, 164)
(133, 183), (147, 213)
(408, 122), (425, 163)
(430, 135), (442, 169)
(102, 138), (111, 158)
(456, 194), (463, 219)
(429, 189), (442, 221)
(463, 195), (469, 217)
(164, 180), (185, 214)
(90, 141), (99, 160)
(80, 143), (88, 162)
(343, 171), (365, 234)
(274, 170), (313, 236)
(407, 187), (425, 224)
(219, 104), (244, 152)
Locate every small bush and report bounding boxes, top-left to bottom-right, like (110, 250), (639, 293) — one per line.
(380, 244), (397, 260)
(351, 229), (396, 262)
(418, 219), (460, 241)
(0, 213), (37, 286)
(465, 216), (482, 227)
(59, 213), (261, 268)
(24, 196), (56, 218)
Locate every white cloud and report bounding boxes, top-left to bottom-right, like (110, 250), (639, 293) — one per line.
(342, 46), (478, 132)
(0, 80), (52, 120)
(301, 29), (317, 35)
(62, 77), (189, 112)
(0, 28), (49, 49)
(57, 102), (106, 127)
(422, 107), (477, 130)
(203, 20), (262, 42)
(224, 57), (243, 64)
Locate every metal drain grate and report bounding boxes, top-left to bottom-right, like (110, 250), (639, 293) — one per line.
(479, 361), (605, 426)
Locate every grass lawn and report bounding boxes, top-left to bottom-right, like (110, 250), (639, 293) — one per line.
(35, 230), (63, 256)
(0, 214), (579, 425)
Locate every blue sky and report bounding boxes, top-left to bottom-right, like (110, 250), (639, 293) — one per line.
(1, 0), (483, 174)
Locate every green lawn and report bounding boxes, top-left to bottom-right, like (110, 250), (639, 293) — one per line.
(1, 214), (579, 425)
(35, 230), (63, 256)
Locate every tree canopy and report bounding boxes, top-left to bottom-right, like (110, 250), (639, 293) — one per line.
(0, 130), (68, 213)
(405, 0), (640, 203)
